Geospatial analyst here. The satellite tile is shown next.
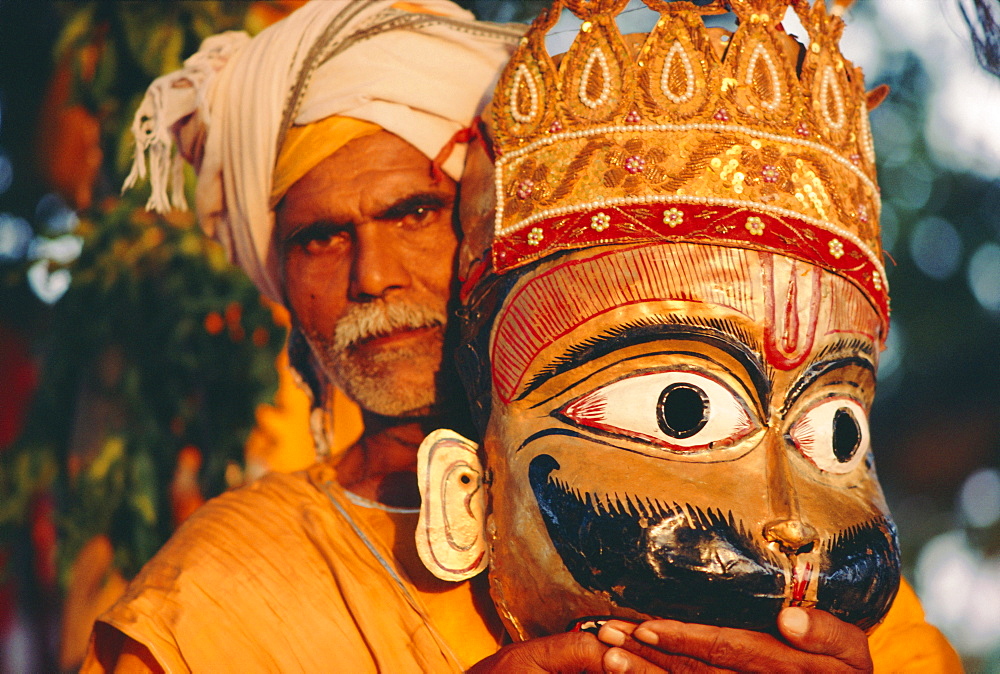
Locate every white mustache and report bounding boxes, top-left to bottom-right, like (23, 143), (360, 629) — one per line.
(331, 299), (448, 351)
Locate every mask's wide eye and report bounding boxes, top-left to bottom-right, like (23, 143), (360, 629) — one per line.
(788, 397), (870, 474)
(556, 370), (757, 453)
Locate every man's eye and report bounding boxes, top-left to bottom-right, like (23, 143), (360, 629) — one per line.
(788, 397), (870, 474)
(295, 228), (349, 254)
(399, 205), (437, 228)
(555, 370), (757, 453)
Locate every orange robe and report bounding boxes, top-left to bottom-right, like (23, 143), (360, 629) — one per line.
(83, 459), (502, 673)
(83, 458), (961, 673)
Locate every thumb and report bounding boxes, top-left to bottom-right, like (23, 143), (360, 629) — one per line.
(778, 607), (873, 672)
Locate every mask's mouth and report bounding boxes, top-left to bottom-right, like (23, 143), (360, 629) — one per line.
(528, 453), (900, 632)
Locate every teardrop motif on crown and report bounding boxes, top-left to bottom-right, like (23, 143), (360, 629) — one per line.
(857, 99), (876, 166)
(560, 15), (633, 123)
(579, 47), (613, 110)
(817, 65), (846, 132)
(745, 42), (783, 112)
(638, 13), (715, 120)
(510, 63), (541, 124)
(661, 40), (696, 105)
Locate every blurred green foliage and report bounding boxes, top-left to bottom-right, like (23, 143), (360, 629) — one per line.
(0, 1), (285, 582)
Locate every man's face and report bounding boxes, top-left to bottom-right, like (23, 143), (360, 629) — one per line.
(276, 131), (458, 417)
(480, 242), (899, 639)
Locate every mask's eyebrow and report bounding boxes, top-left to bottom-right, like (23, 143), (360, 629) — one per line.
(488, 244), (764, 402)
(778, 337), (876, 417)
(516, 314), (770, 406)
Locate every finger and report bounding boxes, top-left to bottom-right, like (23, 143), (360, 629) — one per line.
(625, 615), (873, 673)
(600, 622), (715, 674)
(598, 620), (638, 647)
(622, 619), (813, 673)
(603, 643), (713, 674)
(629, 619), (780, 668)
(778, 608), (873, 672)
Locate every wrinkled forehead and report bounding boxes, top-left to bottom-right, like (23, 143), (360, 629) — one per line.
(490, 242), (882, 404)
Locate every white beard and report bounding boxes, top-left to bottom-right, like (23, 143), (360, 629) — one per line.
(307, 298), (449, 417)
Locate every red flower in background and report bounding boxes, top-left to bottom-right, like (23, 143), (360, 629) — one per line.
(0, 324), (38, 451)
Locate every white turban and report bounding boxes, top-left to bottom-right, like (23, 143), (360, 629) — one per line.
(124, 0), (522, 302)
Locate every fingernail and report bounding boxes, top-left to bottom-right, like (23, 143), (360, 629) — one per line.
(604, 648), (630, 674)
(632, 626), (659, 646)
(781, 607), (809, 637)
(598, 624), (626, 647)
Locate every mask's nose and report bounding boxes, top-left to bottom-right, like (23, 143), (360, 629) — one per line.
(763, 431), (819, 555)
(762, 518), (818, 555)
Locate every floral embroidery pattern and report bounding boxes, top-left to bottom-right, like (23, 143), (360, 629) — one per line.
(663, 208), (684, 227)
(624, 155), (646, 174)
(517, 179), (535, 200)
(829, 238), (844, 258)
(591, 212), (611, 232)
(604, 139), (667, 189)
(506, 160), (551, 220)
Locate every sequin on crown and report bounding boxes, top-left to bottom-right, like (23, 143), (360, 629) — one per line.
(489, 0), (888, 328)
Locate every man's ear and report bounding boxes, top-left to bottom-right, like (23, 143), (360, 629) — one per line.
(416, 429), (489, 581)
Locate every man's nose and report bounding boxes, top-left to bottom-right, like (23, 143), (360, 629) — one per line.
(762, 432), (819, 555)
(348, 224), (411, 301)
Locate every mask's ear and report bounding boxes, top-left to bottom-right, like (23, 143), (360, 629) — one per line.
(416, 429), (489, 581)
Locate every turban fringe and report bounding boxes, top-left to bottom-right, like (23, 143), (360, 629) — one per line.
(124, 0), (523, 303)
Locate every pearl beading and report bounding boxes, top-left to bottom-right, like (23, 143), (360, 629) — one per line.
(661, 41), (696, 104)
(509, 64), (540, 124)
(818, 65), (846, 131)
(745, 43), (783, 111)
(579, 47), (613, 109)
(857, 100), (876, 166)
(494, 191), (886, 284)
(496, 121), (880, 218)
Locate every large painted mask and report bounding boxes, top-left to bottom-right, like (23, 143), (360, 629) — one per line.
(417, 0), (900, 641)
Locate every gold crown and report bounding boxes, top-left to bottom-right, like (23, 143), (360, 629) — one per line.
(487, 0), (888, 327)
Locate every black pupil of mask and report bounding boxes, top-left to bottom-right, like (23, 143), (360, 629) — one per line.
(656, 383), (709, 439)
(833, 407), (861, 462)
